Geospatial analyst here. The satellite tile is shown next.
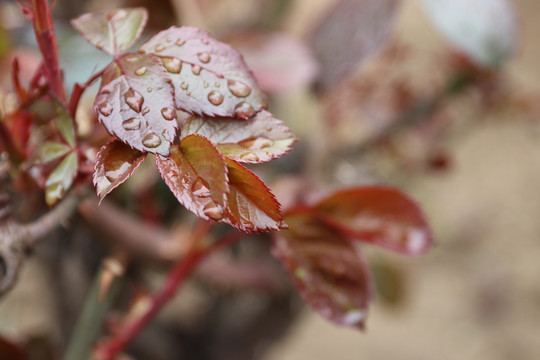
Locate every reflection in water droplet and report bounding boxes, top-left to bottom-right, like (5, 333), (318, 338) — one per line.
(239, 137), (272, 149)
(98, 101), (113, 116)
(142, 106), (150, 115)
(105, 161), (131, 182)
(135, 66), (147, 76)
(192, 178), (211, 198)
(215, 82), (220, 88)
(162, 57), (182, 74)
(227, 80), (251, 98)
(161, 107), (176, 120)
(198, 52), (211, 63)
(203, 201), (223, 220)
(203, 81), (209, 88)
(162, 129), (173, 142)
(176, 39), (185, 46)
(155, 44), (165, 52)
(142, 133), (162, 148)
(191, 65), (202, 75)
(122, 117), (141, 130)
(180, 82), (188, 90)
(239, 152), (260, 162)
(147, 87), (152, 93)
(207, 91), (224, 106)
(124, 88), (144, 113)
(96, 41), (104, 50)
(234, 102), (255, 119)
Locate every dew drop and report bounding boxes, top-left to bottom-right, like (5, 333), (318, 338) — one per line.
(176, 38), (185, 46)
(186, 91), (192, 96)
(122, 117), (141, 130)
(161, 107), (176, 120)
(98, 101), (113, 116)
(166, 37), (172, 43)
(227, 80), (251, 98)
(124, 88), (144, 113)
(135, 66), (147, 76)
(162, 129), (173, 142)
(147, 87), (152, 93)
(142, 132), (162, 148)
(142, 106), (150, 116)
(155, 44), (165, 52)
(198, 52), (211, 63)
(244, 221), (255, 230)
(215, 82), (221, 88)
(191, 64), (202, 76)
(203, 201), (223, 220)
(180, 82), (188, 90)
(192, 178), (211, 198)
(96, 41), (104, 50)
(239, 152), (260, 162)
(201, 39), (210, 45)
(234, 102), (255, 119)
(203, 81), (209, 88)
(162, 57), (182, 74)
(208, 91), (224, 106)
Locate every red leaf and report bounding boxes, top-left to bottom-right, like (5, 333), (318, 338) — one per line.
(139, 26), (267, 118)
(310, 0), (399, 89)
(71, 8), (148, 56)
(315, 187), (433, 255)
(221, 158), (285, 233)
(272, 209), (372, 329)
(93, 140), (147, 201)
(94, 53), (177, 156)
(182, 110), (297, 164)
(156, 134), (229, 221)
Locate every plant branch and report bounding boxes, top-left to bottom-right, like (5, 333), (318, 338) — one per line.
(94, 226), (246, 359)
(69, 67), (107, 118)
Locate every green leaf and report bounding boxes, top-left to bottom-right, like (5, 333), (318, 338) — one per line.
(71, 8), (148, 56)
(272, 209), (372, 329)
(156, 135), (229, 221)
(53, 100), (75, 147)
(94, 53), (178, 156)
(93, 140), (147, 201)
(139, 26), (267, 118)
(221, 158), (285, 232)
(35, 142), (71, 164)
(45, 152), (78, 206)
(182, 110), (297, 164)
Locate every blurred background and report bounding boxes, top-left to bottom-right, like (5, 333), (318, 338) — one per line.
(0, 0), (539, 359)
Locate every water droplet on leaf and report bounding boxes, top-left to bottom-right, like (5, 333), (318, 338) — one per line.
(234, 102), (255, 119)
(162, 57), (182, 74)
(227, 80), (251, 98)
(98, 101), (113, 116)
(192, 178), (211, 198)
(135, 66), (147, 76)
(208, 91), (224, 106)
(239, 152), (260, 162)
(198, 52), (211, 63)
(124, 88), (144, 113)
(161, 107), (176, 120)
(142, 133), (162, 148)
(180, 82), (188, 90)
(147, 87), (152, 93)
(122, 117), (141, 130)
(203, 201), (223, 220)
(162, 129), (173, 142)
(191, 64), (202, 75)
(155, 44), (165, 52)
(176, 38), (185, 46)
(201, 39), (210, 45)
(142, 106), (150, 115)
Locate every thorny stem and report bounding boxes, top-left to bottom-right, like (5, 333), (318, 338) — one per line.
(30, 0), (66, 102)
(94, 225), (247, 360)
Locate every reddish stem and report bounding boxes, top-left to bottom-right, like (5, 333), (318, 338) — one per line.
(69, 67), (106, 118)
(95, 226), (246, 359)
(30, 0), (66, 102)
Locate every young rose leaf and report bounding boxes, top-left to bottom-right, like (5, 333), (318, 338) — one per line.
(418, 0), (516, 68)
(94, 53), (178, 156)
(310, 0), (399, 90)
(272, 210), (372, 329)
(53, 100), (75, 147)
(93, 140), (147, 201)
(315, 187), (433, 255)
(221, 158), (285, 233)
(139, 26), (267, 119)
(71, 8), (148, 56)
(182, 110), (297, 164)
(35, 142), (71, 164)
(45, 152), (78, 206)
(156, 134), (229, 221)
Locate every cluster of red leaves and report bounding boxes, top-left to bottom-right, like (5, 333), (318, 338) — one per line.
(71, 8), (296, 233)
